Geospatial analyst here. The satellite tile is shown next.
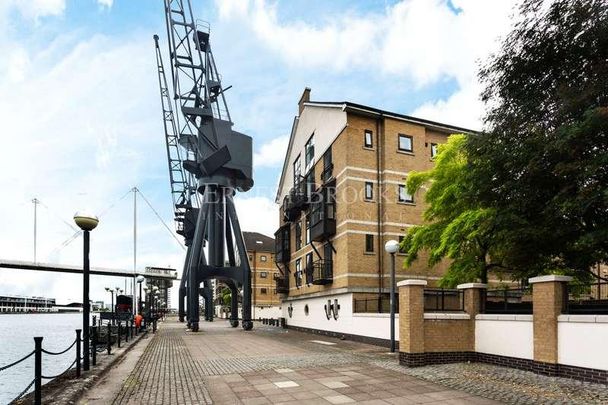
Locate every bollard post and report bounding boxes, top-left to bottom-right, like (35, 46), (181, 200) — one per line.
(34, 337), (43, 405)
(153, 318), (157, 333)
(75, 329), (82, 378)
(107, 322), (111, 355)
(117, 322), (121, 348)
(92, 328), (97, 366)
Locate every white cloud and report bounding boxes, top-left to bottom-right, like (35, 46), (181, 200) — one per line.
(215, 0), (519, 128)
(96, 0), (114, 9)
(253, 135), (289, 168)
(234, 196), (278, 238)
(0, 0), (66, 22)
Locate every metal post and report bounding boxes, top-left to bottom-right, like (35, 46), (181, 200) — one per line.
(34, 336), (42, 405)
(107, 322), (111, 355)
(125, 320), (129, 342)
(92, 329), (97, 366)
(75, 329), (81, 378)
(389, 252), (396, 353)
(82, 230), (90, 371)
(117, 322), (121, 348)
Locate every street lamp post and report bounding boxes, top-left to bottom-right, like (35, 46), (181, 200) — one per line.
(384, 240), (399, 353)
(74, 212), (99, 372)
(136, 276), (145, 314)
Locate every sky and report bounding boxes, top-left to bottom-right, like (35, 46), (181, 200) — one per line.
(0, 0), (520, 307)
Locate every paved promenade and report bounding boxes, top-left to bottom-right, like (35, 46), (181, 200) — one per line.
(79, 317), (608, 404)
(81, 318), (497, 404)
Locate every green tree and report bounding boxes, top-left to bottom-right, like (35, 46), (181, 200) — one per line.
(470, 0), (608, 281)
(401, 135), (506, 286)
(221, 287), (231, 307)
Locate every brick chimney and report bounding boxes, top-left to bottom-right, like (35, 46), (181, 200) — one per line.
(298, 87), (311, 116)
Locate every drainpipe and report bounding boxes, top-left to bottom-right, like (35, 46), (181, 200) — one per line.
(376, 115), (384, 311)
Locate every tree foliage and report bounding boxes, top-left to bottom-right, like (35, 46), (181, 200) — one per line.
(401, 135), (504, 286)
(401, 0), (608, 285)
(470, 0), (608, 281)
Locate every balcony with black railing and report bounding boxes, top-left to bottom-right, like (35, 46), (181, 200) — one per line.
(274, 273), (289, 294)
(274, 224), (290, 264)
(311, 259), (333, 285)
(282, 178), (311, 222)
(309, 186), (336, 242)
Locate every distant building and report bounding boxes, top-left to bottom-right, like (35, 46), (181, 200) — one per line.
(0, 295), (56, 313)
(243, 231), (282, 318)
(91, 300), (105, 311)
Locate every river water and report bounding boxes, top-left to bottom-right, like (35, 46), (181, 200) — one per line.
(0, 313), (83, 404)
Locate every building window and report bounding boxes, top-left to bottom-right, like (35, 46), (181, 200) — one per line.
(305, 252), (313, 285)
(306, 216), (311, 245)
(305, 134), (315, 170)
(365, 234), (374, 253)
(430, 143), (438, 158)
(398, 185), (414, 203)
(261, 288), (267, 294)
(364, 130), (373, 148)
(295, 258), (302, 288)
(260, 271), (268, 278)
(248, 255), (253, 262)
(398, 134), (413, 153)
(293, 154), (301, 186)
(322, 147), (333, 182)
(364, 182), (373, 201)
(260, 255), (267, 262)
(398, 235), (406, 254)
(295, 221), (302, 250)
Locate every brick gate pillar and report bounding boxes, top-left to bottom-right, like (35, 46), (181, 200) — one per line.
(529, 275), (572, 374)
(397, 279), (426, 366)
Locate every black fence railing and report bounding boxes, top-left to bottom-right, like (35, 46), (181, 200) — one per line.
(1, 316), (148, 404)
(424, 289), (464, 312)
(353, 295), (398, 313)
(566, 282), (608, 314)
(482, 288), (533, 314)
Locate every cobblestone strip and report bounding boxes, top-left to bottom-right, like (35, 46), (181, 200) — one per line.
(372, 360), (608, 405)
(112, 326), (212, 405)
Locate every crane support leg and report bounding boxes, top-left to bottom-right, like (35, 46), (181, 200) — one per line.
(187, 195), (210, 332)
(178, 245), (191, 322)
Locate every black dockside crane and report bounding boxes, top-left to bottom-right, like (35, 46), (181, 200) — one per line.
(154, 0), (254, 332)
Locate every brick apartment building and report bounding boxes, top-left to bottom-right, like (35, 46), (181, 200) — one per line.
(273, 88), (475, 312)
(243, 232), (281, 310)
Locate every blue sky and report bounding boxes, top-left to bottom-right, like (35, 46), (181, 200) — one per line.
(0, 0), (518, 305)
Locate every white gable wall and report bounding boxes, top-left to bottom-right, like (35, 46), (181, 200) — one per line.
(278, 105), (347, 202)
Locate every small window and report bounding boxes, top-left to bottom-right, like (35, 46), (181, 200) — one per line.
(295, 258), (302, 288)
(248, 255), (253, 261)
(364, 130), (373, 148)
(295, 222), (302, 250)
(398, 235), (406, 254)
(260, 255), (267, 262)
(293, 154), (301, 186)
(261, 288), (267, 295)
(365, 234), (374, 253)
(398, 134), (413, 153)
(306, 216), (311, 244)
(398, 185), (414, 203)
(260, 271), (268, 278)
(365, 182), (373, 200)
(305, 134), (315, 170)
(430, 143), (438, 158)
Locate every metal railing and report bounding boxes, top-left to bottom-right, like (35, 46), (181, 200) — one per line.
(1, 316), (145, 404)
(353, 296), (397, 313)
(565, 282), (608, 314)
(424, 288), (464, 312)
(482, 287), (533, 314)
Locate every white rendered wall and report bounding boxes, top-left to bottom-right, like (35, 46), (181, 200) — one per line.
(283, 293), (399, 341)
(278, 106), (347, 201)
(558, 315), (608, 371)
(252, 305), (282, 319)
(475, 315), (533, 360)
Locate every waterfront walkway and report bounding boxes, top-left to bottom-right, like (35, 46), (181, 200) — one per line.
(78, 317), (608, 404)
(80, 318), (497, 404)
